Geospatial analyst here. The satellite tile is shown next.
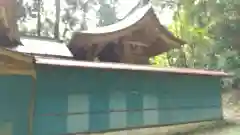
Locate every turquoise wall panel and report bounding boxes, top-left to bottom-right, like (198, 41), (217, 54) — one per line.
(158, 108), (222, 125)
(0, 75), (32, 135)
(33, 67), (68, 135)
(109, 91), (127, 129)
(89, 91), (109, 132)
(126, 90), (143, 127)
(33, 65), (223, 134)
(67, 93), (89, 132)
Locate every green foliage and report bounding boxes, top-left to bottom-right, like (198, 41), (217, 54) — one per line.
(150, 0), (240, 88)
(149, 53), (169, 66)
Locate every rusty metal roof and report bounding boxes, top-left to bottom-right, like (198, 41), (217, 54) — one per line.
(35, 56), (229, 77)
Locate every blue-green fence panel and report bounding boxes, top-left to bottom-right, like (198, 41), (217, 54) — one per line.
(0, 75), (32, 135)
(33, 65), (222, 135)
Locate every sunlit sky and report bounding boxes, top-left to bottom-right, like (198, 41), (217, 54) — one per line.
(22, 0), (174, 31)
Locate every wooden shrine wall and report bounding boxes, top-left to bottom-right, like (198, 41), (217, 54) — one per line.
(0, 64), (223, 135)
(32, 65), (223, 135)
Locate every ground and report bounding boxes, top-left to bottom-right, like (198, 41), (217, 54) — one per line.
(95, 90), (240, 135)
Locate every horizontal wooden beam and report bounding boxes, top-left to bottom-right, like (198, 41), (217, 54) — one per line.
(123, 41), (149, 47)
(0, 47), (36, 77)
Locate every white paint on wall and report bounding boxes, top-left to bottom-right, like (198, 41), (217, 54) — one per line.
(67, 94), (89, 133)
(0, 121), (12, 135)
(143, 94), (159, 125)
(109, 91), (127, 129)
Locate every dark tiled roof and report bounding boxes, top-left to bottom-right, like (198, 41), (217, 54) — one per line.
(69, 4), (185, 46)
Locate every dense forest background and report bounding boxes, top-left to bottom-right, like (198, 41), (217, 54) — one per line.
(16, 0), (240, 87)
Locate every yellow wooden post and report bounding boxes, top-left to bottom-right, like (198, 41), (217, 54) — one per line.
(0, 6), (8, 27)
(28, 76), (36, 135)
(0, 0), (20, 41)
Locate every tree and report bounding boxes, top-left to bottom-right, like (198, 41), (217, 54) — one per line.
(97, 1), (117, 26)
(150, 0), (240, 87)
(54, 0), (60, 40)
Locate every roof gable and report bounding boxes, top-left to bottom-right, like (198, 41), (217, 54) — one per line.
(68, 3), (185, 60)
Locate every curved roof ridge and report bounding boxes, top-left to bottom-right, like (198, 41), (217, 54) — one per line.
(79, 4), (152, 34)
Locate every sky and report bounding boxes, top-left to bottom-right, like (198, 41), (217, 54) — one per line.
(116, 0), (174, 25)
(21, 0), (174, 31)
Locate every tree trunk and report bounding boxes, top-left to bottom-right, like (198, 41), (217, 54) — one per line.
(80, 3), (88, 30)
(54, 0), (60, 40)
(37, 0), (42, 36)
(167, 52), (173, 66)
